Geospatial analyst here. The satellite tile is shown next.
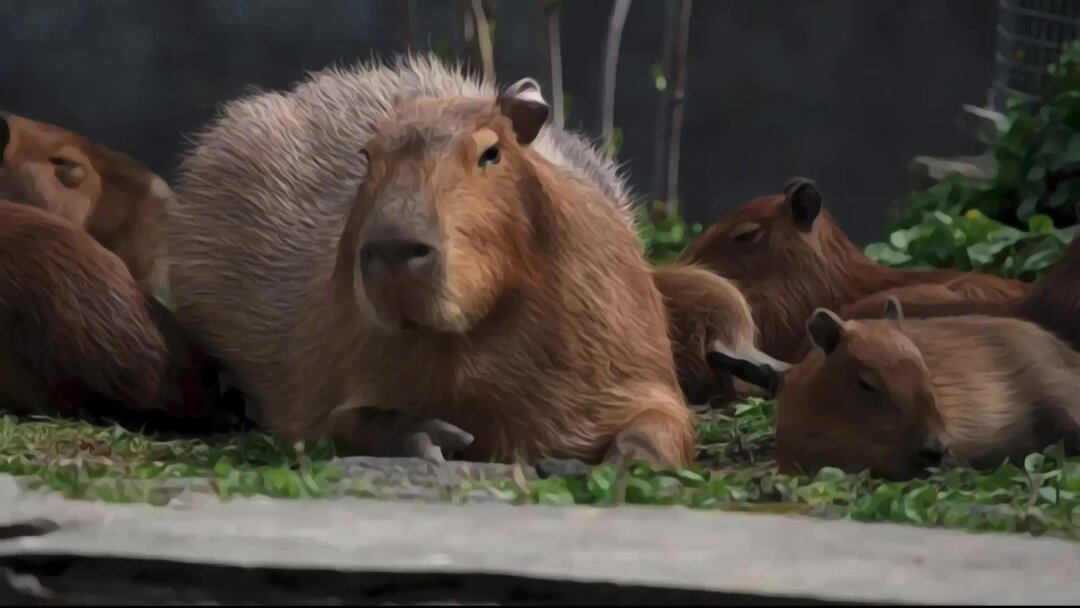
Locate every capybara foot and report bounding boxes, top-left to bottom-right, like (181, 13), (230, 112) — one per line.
(403, 418), (475, 463)
(603, 407), (693, 469)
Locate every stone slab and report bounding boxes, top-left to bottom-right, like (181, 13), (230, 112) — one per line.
(1, 477), (1080, 605)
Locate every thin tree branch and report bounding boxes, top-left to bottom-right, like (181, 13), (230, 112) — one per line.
(652, 0), (678, 208)
(539, 0), (565, 129)
(600, 0), (632, 156)
(469, 0), (496, 82)
(665, 0), (693, 215)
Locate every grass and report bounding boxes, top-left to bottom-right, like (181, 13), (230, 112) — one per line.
(3, 403), (1080, 541)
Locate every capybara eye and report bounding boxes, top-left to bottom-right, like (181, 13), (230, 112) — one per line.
(479, 145), (501, 168)
(856, 371), (878, 395)
(730, 223), (763, 244)
(48, 156), (78, 169)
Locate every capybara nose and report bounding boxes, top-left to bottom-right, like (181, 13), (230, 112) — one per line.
(360, 238), (438, 280)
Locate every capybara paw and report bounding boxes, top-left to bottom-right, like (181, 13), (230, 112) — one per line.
(534, 457), (592, 479)
(404, 419), (474, 463)
(603, 429), (667, 468)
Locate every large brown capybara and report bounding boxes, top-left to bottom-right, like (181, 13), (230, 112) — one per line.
(772, 297), (1080, 480)
(677, 177), (1030, 362)
(165, 56), (694, 467)
(0, 201), (223, 431)
(0, 111), (174, 296)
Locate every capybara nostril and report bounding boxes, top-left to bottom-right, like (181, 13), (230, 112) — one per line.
(359, 238), (438, 279)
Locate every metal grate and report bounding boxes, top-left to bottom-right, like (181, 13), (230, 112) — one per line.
(992, 0), (1080, 111)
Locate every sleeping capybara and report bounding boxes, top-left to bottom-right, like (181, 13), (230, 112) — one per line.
(165, 56), (694, 467)
(773, 297), (1080, 480)
(677, 178), (1030, 361)
(838, 234), (1080, 352)
(653, 263), (789, 405)
(0, 111), (174, 296)
(0, 201), (221, 428)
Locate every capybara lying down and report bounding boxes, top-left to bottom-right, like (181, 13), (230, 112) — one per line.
(771, 297), (1080, 480)
(0, 201), (223, 430)
(0, 111), (174, 295)
(165, 56), (694, 467)
(676, 177), (1030, 361)
(653, 263), (790, 405)
(839, 235), (1080, 352)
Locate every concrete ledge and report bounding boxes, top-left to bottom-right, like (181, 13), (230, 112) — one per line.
(1, 479), (1079, 605)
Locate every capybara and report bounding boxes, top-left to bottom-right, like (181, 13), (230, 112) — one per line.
(0, 111), (174, 295)
(677, 177), (1031, 361)
(773, 297), (1080, 480)
(839, 235), (1080, 352)
(653, 263), (790, 405)
(165, 56), (694, 467)
(0, 201), (222, 428)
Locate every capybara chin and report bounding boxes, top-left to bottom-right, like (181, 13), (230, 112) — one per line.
(0, 201), (213, 423)
(652, 263), (789, 405)
(774, 298), (1080, 481)
(166, 55), (694, 467)
(677, 178), (1030, 362)
(0, 111), (174, 296)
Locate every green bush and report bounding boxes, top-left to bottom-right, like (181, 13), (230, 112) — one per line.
(637, 200), (703, 266)
(889, 41), (1080, 233)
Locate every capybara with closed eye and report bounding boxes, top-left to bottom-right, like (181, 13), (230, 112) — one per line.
(0, 111), (175, 296)
(677, 178), (1030, 362)
(774, 297), (1080, 480)
(165, 55), (694, 466)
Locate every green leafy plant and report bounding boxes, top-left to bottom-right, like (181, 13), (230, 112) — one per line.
(889, 41), (1080, 232)
(866, 208), (1078, 282)
(637, 200), (702, 265)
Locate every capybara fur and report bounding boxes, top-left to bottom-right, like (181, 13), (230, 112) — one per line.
(775, 299), (1080, 480)
(0, 111), (175, 295)
(165, 55), (693, 466)
(653, 263), (789, 405)
(0, 201), (222, 428)
(839, 236), (1080, 352)
(677, 178), (1031, 362)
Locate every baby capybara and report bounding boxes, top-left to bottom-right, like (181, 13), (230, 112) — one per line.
(677, 178), (1030, 361)
(774, 298), (1080, 480)
(165, 56), (694, 467)
(0, 111), (174, 296)
(0, 201), (221, 428)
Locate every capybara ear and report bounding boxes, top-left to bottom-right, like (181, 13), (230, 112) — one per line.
(497, 78), (549, 145)
(782, 177), (822, 233)
(882, 295), (905, 323)
(807, 308), (845, 355)
(0, 112), (9, 160)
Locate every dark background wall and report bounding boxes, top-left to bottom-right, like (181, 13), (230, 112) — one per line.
(0, 0), (997, 244)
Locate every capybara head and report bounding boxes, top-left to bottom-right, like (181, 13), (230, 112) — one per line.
(775, 298), (947, 480)
(0, 111), (173, 293)
(335, 78), (551, 333)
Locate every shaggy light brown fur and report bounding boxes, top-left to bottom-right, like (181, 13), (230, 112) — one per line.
(0, 111), (174, 295)
(677, 178), (1030, 362)
(776, 302), (1080, 480)
(166, 56), (693, 466)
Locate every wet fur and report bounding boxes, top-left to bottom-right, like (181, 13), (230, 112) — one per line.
(166, 55), (693, 465)
(678, 186), (1030, 361)
(777, 313), (1080, 480)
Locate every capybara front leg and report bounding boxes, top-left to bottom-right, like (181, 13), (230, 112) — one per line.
(604, 406), (694, 469)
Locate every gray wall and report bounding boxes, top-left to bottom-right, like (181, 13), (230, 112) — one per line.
(0, 0), (997, 244)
